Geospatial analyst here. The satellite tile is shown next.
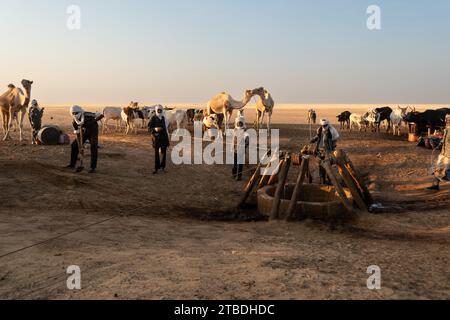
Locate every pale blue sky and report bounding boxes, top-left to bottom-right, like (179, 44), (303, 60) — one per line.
(1, 0), (449, 104)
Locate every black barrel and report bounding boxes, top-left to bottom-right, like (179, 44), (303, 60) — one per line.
(37, 126), (62, 145)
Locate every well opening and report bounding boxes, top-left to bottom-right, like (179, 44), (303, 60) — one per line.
(258, 184), (353, 221)
(265, 184), (341, 203)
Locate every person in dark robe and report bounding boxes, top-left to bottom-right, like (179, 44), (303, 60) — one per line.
(28, 99), (45, 145)
(148, 105), (170, 174)
(66, 105), (103, 173)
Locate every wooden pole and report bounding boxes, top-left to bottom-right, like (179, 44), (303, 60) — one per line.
(321, 160), (355, 214)
(267, 159), (284, 186)
(239, 164), (262, 207)
(270, 154), (291, 220)
(257, 154), (278, 190)
(286, 156), (309, 220)
(336, 161), (368, 212)
(238, 150), (271, 207)
(341, 150), (374, 205)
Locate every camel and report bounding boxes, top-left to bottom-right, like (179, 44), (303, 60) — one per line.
(206, 88), (264, 132)
(254, 88), (275, 132)
(0, 80), (33, 141)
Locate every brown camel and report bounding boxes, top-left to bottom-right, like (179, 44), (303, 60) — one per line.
(0, 79), (33, 141)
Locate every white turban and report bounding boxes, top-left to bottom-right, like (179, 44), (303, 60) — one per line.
(70, 105), (85, 125)
(320, 119), (330, 127)
(155, 105), (165, 120)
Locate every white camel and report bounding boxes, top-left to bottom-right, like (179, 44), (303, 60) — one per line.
(206, 88), (263, 132)
(254, 88), (275, 132)
(0, 80), (33, 141)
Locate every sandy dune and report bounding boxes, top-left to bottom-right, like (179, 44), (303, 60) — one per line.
(0, 106), (449, 300)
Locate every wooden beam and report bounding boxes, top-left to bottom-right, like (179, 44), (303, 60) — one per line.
(257, 154), (278, 190)
(321, 160), (355, 214)
(341, 150), (374, 206)
(270, 155), (291, 220)
(285, 156), (309, 220)
(336, 161), (368, 212)
(238, 164), (262, 208)
(238, 150), (272, 207)
(267, 159), (284, 186)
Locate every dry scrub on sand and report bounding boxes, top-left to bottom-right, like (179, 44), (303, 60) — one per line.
(0, 106), (449, 300)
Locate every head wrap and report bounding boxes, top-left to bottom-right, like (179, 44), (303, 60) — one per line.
(155, 105), (165, 120)
(320, 119), (330, 127)
(70, 105), (85, 125)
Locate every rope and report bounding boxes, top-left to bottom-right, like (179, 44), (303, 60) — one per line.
(0, 202), (155, 260)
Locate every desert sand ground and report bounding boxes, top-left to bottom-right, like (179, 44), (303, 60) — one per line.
(0, 105), (449, 300)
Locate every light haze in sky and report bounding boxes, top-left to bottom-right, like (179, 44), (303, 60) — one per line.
(1, 0), (449, 105)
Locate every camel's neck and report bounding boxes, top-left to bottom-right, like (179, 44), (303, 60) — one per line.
(235, 94), (252, 109)
(23, 87), (31, 108)
(228, 96), (248, 110)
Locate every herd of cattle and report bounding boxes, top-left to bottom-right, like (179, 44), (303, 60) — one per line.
(102, 102), (209, 135)
(101, 102), (450, 138)
(337, 106), (450, 136)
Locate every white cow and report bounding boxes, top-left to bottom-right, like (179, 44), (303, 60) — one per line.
(144, 107), (156, 122)
(203, 114), (220, 130)
(166, 109), (188, 136)
(390, 106), (409, 136)
(350, 113), (368, 132)
(202, 114), (221, 140)
(102, 107), (123, 134)
(363, 109), (377, 131)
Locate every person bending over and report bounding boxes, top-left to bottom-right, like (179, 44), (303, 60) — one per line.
(66, 105), (102, 173)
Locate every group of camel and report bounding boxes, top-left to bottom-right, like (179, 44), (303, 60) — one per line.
(0, 79), (275, 142)
(206, 87), (275, 132)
